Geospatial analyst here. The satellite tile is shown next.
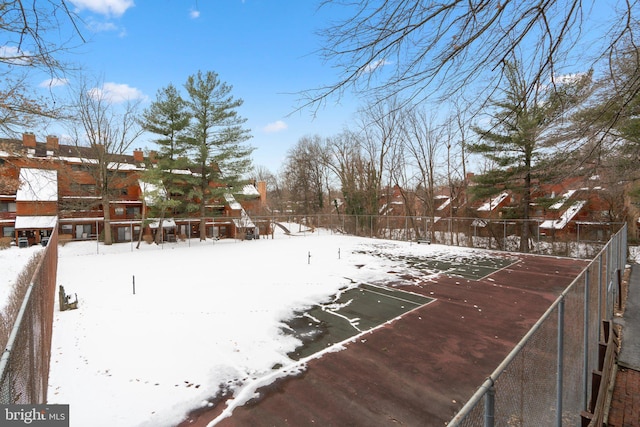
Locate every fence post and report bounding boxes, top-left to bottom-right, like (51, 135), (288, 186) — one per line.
(598, 255), (603, 340)
(484, 384), (495, 427)
(503, 221), (506, 250)
(583, 268), (590, 411)
(557, 298), (565, 427)
(405, 216), (408, 241)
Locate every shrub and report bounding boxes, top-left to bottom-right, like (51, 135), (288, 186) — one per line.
(0, 251), (43, 352)
(0, 237), (12, 250)
(58, 234), (73, 246)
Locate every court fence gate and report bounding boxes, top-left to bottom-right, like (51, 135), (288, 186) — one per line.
(447, 223), (627, 426)
(0, 226), (59, 404)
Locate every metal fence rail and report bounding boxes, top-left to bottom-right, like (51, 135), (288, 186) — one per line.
(0, 227), (58, 404)
(252, 214), (623, 259)
(448, 223), (627, 427)
(0, 213), (625, 415)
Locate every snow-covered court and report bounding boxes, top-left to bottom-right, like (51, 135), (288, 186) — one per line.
(45, 229), (589, 426)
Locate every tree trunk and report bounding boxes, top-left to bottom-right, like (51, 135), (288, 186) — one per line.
(103, 195), (113, 245)
(520, 169), (532, 253)
(136, 200), (147, 249)
(199, 217), (206, 241)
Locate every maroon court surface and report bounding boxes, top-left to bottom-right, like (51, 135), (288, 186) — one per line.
(180, 253), (589, 427)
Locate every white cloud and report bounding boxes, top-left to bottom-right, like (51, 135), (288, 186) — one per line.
(88, 82), (147, 104)
(361, 59), (390, 74)
(69, 0), (134, 17)
(87, 19), (118, 33)
(39, 78), (69, 88)
(0, 45), (32, 65)
(552, 72), (588, 85)
(189, 9), (200, 19)
(263, 120), (288, 133)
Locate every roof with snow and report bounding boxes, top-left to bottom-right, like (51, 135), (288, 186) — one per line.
(549, 190), (576, 210)
(224, 193), (243, 210)
(436, 197), (451, 211)
(148, 218), (176, 229)
(477, 192), (509, 212)
(539, 200), (587, 230)
(138, 180), (166, 206)
(233, 209), (256, 229)
(16, 168), (58, 202)
(241, 184), (260, 196)
(15, 215), (58, 229)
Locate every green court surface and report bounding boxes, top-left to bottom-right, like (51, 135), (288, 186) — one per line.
(402, 255), (516, 280)
(283, 252), (517, 360)
(284, 284), (434, 360)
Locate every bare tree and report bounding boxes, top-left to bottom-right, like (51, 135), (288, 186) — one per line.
(0, 141), (20, 194)
(326, 130), (374, 220)
(282, 135), (331, 216)
(356, 98), (403, 228)
(307, 1), (636, 117)
(401, 107), (445, 241)
(1, 0), (82, 134)
(66, 80), (143, 245)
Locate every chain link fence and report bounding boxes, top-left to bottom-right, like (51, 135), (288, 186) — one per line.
(0, 213), (626, 417)
(254, 214), (623, 259)
(0, 226), (58, 404)
(448, 223), (627, 427)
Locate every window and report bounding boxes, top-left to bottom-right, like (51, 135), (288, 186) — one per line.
(115, 207), (125, 215)
(2, 226), (14, 237)
(61, 224), (73, 234)
(0, 202), (16, 212)
(126, 206), (141, 217)
(69, 182), (99, 196)
(75, 224), (92, 239)
(117, 227), (130, 241)
(80, 184), (96, 194)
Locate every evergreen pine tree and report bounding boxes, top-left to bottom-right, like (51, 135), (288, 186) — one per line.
(470, 61), (591, 252)
(182, 70), (253, 240)
(140, 84), (191, 242)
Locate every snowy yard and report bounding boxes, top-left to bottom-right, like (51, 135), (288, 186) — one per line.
(46, 229), (465, 427)
(0, 229), (637, 426)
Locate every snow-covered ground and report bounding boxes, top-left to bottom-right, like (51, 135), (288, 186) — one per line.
(0, 245), (43, 310)
(0, 229), (637, 427)
(46, 228), (470, 427)
(630, 245), (640, 264)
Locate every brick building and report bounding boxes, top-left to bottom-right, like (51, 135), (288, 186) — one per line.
(0, 133), (265, 246)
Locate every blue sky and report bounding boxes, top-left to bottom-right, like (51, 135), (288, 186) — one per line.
(27, 0), (626, 176)
(35, 0), (359, 172)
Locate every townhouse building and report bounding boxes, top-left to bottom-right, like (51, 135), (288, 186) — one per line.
(0, 133), (265, 246)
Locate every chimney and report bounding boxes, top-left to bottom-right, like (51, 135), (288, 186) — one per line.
(149, 150), (158, 164)
(46, 135), (59, 150)
(23, 132), (36, 147)
(257, 181), (267, 206)
(133, 149), (144, 163)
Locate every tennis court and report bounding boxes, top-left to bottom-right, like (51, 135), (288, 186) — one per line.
(184, 248), (590, 427)
(283, 252), (514, 360)
(284, 283), (434, 360)
(401, 253), (517, 280)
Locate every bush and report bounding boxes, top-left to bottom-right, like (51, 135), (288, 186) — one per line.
(0, 252), (43, 352)
(58, 234), (73, 246)
(0, 237), (12, 250)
